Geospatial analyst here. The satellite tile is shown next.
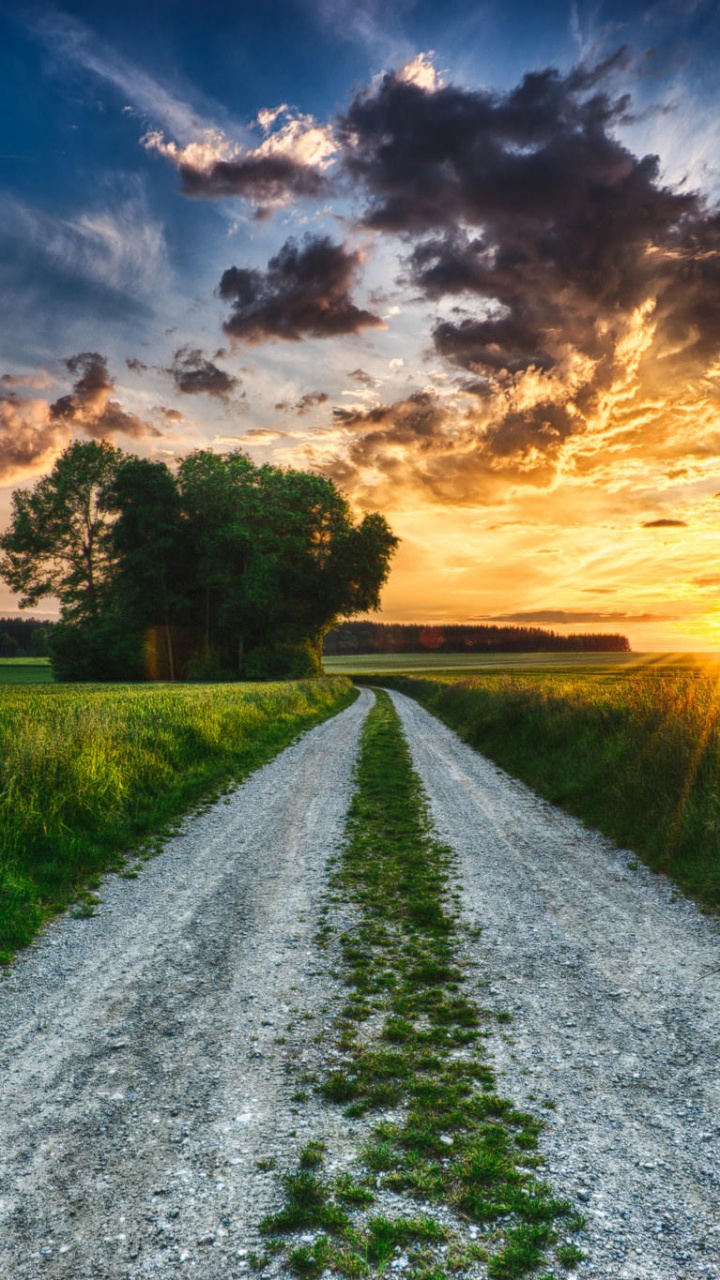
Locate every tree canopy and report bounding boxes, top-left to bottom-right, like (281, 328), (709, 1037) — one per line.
(0, 441), (398, 680)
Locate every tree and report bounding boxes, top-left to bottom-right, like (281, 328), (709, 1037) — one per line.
(0, 632), (18, 657)
(0, 443), (398, 681)
(0, 440), (124, 621)
(103, 457), (187, 680)
(174, 451), (398, 677)
(28, 627), (49, 657)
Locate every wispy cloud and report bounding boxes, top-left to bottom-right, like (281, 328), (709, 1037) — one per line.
(33, 9), (207, 140)
(304, 0), (415, 65)
(32, 10), (337, 216)
(0, 191), (167, 301)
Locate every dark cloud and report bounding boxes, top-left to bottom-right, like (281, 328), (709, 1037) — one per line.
(326, 391), (577, 503)
(178, 154), (328, 214)
(0, 352), (160, 480)
(49, 352), (160, 440)
(219, 236), (384, 343)
(126, 357), (148, 373)
(348, 367), (379, 386)
(641, 517), (688, 527)
(155, 406), (184, 422)
(275, 390), (328, 415)
(169, 346), (241, 400)
(332, 52), (720, 498)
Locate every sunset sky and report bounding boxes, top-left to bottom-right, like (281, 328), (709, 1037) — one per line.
(2, 0), (720, 649)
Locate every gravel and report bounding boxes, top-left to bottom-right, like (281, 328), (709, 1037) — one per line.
(388, 687), (720, 1280)
(0, 687), (373, 1279)
(4, 679), (720, 1279)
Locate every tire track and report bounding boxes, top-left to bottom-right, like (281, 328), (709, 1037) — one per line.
(0, 687), (374, 1279)
(388, 687), (720, 1280)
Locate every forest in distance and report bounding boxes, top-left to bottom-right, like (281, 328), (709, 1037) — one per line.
(323, 621), (631, 656)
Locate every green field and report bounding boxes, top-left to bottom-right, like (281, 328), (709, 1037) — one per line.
(0, 677), (354, 960)
(0, 657), (53, 683)
(376, 668), (720, 911)
(324, 650), (720, 676)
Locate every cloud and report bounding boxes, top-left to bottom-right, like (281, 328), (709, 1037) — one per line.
(275, 390), (328, 415)
(33, 10), (205, 141)
(126, 357), (148, 373)
(0, 352), (164, 482)
(481, 610), (670, 623)
(0, 193), (168, 323)
(321, 389), (578, 505)
(348, 367), (379, 387)
(231, 427), (292, 443)
(50, 352), (160, 440)
(168, 346), (241, 399)
(1, 370), (53, 390)
(304, 0), (415, 65)
(33, 11), (336, 218)
(219, 236), (384, 343)
(0, 393), (67, 483)
(641, 517), (688, 526)
(145, 106), (336, 214)
(327, 51), (720, 502)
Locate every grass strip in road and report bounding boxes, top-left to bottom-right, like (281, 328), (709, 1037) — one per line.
(373, 672), (720, 911)
(258, 690), (583, 1279)
(0, 677), (355, 962)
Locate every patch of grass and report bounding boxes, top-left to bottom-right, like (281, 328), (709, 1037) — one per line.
(0, 678), (356, 961)
(261, 692), (583, 1277)
(0, 658), (54, 684)
(375, 669), (720, 910)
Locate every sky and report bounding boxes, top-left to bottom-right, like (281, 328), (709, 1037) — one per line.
(2, 0), (720, 650)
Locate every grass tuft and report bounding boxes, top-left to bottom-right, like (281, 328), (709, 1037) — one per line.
(260, 691), (583, 1277)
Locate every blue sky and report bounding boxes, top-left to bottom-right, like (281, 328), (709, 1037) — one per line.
(2, 0), (720, 647)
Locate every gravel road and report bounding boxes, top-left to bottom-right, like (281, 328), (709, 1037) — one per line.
(388, 688), (720, 1280)
(0, 688), (373, 1280)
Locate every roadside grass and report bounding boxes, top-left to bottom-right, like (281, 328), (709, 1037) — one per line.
(258, 691), (583, 1279)
(0, 677), (355, 962)
(375, 671), (720, 911)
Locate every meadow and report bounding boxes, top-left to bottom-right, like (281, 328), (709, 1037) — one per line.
(323, 649), (718, 676)
(0, 657), (54, 683)
(0, 677), (354, 961)
(374, 665), (720, 911)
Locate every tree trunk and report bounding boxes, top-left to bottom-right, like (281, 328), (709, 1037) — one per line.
(165, 620), (175, 682)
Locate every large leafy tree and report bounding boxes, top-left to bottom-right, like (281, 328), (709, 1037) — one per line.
(103, 457), (187, 679)
(0, 443), (398, 680)
(0, 440), (124, 621)
(174, 451), (398, 676)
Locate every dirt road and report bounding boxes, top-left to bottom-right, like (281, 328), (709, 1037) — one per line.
(3, 682), (720, 1279)
(0, 688), (373, 1279)
(388, 688), (720, 1280)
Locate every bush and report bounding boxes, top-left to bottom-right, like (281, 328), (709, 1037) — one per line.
(243, 639), (323, 681)
(0, 632), (19, 657)
(50, 617), (144, 681)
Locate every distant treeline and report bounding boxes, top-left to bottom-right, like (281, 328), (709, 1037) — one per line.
(0, 616), (52, 658)
(323, 622), (631, 655)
